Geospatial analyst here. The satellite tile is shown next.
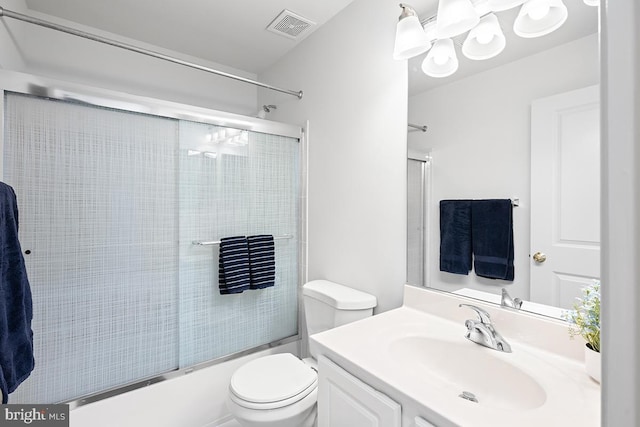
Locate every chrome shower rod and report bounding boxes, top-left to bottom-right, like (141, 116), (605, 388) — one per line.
(0, 6), (304, 99)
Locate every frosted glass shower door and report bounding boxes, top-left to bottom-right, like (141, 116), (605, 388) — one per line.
(3, 93), (180, 404)
(177, 121), (300, 367)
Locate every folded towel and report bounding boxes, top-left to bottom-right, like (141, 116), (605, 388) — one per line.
(0, 182), (35, 403)
(218, 236), (251, 294)
(439, 200), (473, 275)
(471, 199), (514, 281)
(247, 235), (275, 289)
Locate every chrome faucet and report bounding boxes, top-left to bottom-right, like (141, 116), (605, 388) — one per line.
(459, 304), (512, 353)
(501, 288), (522, 310)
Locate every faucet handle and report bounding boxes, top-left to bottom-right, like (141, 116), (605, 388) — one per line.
(501, 288), (523, 309)
(459, 304), (492, 325)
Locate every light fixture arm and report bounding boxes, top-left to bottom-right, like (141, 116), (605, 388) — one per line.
(398, 3), (419, 20)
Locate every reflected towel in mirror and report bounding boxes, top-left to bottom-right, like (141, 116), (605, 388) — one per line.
(439, 200), (473, 275)
(471, 199), (514, 281)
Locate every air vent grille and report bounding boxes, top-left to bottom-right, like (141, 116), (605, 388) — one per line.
(267, 10), (316, 40)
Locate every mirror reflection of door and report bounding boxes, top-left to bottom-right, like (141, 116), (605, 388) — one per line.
(530, 85), (600, 309)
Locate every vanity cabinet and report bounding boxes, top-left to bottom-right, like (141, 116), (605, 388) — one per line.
(317, 355), (401, 427)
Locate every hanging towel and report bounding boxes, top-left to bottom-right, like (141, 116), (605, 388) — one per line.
(439, 200), (473, 275)
(218, 236), (251, 294)
(471, 199), (514, 281)
(247, 235), (275, 289)
(0, 182), (35, 403)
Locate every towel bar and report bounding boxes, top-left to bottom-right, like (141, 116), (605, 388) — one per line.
(192, 234), (294, 246)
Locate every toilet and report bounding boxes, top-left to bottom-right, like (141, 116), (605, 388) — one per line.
(226, 280), (377, 427)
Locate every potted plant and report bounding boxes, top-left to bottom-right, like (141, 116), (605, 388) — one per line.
(564, 280), (600, 382)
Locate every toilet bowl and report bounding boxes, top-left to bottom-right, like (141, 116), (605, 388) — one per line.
(226, 353), (318, 427)
(226, 280), (377, 427)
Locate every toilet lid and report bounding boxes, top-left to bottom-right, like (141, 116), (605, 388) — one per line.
(230, 353), (317, 404)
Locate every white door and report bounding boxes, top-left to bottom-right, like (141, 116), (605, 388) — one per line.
(530, 85), (600, 309)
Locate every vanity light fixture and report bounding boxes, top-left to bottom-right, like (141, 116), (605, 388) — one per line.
(462, 13), (506, 60)
(422, 38), (459, 77)
(393, 0), (590, 78)
(435, 0), (480, 39)
(513, 0), (568, 38)
(393, 4), (432, 60)
(487, 0), (526, 12)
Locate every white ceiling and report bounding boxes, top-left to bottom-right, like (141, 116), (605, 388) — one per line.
(23, 0), (598, 95)
(24, 0), (356, 74)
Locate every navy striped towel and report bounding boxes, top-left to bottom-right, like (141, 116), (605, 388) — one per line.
(218, 236), (251, 294)
(247, 235), (276, 289)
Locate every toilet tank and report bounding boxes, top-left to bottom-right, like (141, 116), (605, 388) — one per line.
(302, 280), (377, 337)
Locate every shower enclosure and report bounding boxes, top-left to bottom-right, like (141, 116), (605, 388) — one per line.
(1, 73), (303, 405)
(407, 154), (431, 287)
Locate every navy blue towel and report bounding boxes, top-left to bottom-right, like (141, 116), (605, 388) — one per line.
(0, 182), (35, 403)
(471, 199), (514, 281)
(218, 236), (251, 294)
(439, 200), (472, 275)
(247, 235), (275, 289)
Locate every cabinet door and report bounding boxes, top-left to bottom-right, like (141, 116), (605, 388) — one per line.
(415, 416), (437, 427)
(318, 355), (401, 427)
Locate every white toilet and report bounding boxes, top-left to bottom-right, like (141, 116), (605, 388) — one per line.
(226, 280), (377, 427)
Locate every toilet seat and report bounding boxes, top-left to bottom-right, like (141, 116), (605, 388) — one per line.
(229, 353), (318, 410)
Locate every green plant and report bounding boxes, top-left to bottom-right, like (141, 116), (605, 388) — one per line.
(563, 280), (600, 352)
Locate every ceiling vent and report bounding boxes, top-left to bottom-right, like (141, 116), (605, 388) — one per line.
(267, 9), (316, 40)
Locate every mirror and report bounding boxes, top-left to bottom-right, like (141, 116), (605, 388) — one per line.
(405, 0), (600, 318)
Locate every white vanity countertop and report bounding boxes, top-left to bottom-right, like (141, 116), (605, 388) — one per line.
(310, 286), (600, 427)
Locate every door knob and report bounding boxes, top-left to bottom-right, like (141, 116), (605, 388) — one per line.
(532, 252), (547, 263)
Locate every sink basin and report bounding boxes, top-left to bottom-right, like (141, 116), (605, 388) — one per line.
(389, 336), (547, 411)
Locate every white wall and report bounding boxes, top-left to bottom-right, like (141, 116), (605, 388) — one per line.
(408, 33), (599, 301)
(3, 8), (258, 115)
(0, 0), (28, 70)
(601, 0), (640, 425)
(257, 0), (408, 314)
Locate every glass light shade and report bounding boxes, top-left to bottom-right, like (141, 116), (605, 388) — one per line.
(583, 0), (598, 5)
(435, 0), (480, 39)
(393, 15), (432, 60)
(462, 13), (506, 60)
(421, 38), (459, 78)
(487, 0), (526, 11)
(513, 0), (568, 38)
(422, 20), (438, 42)
(472, 0), (493, 16)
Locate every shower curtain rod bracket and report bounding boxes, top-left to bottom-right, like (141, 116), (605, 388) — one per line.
(408, 123), (428, 132)
(0, 6), (304, 99)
